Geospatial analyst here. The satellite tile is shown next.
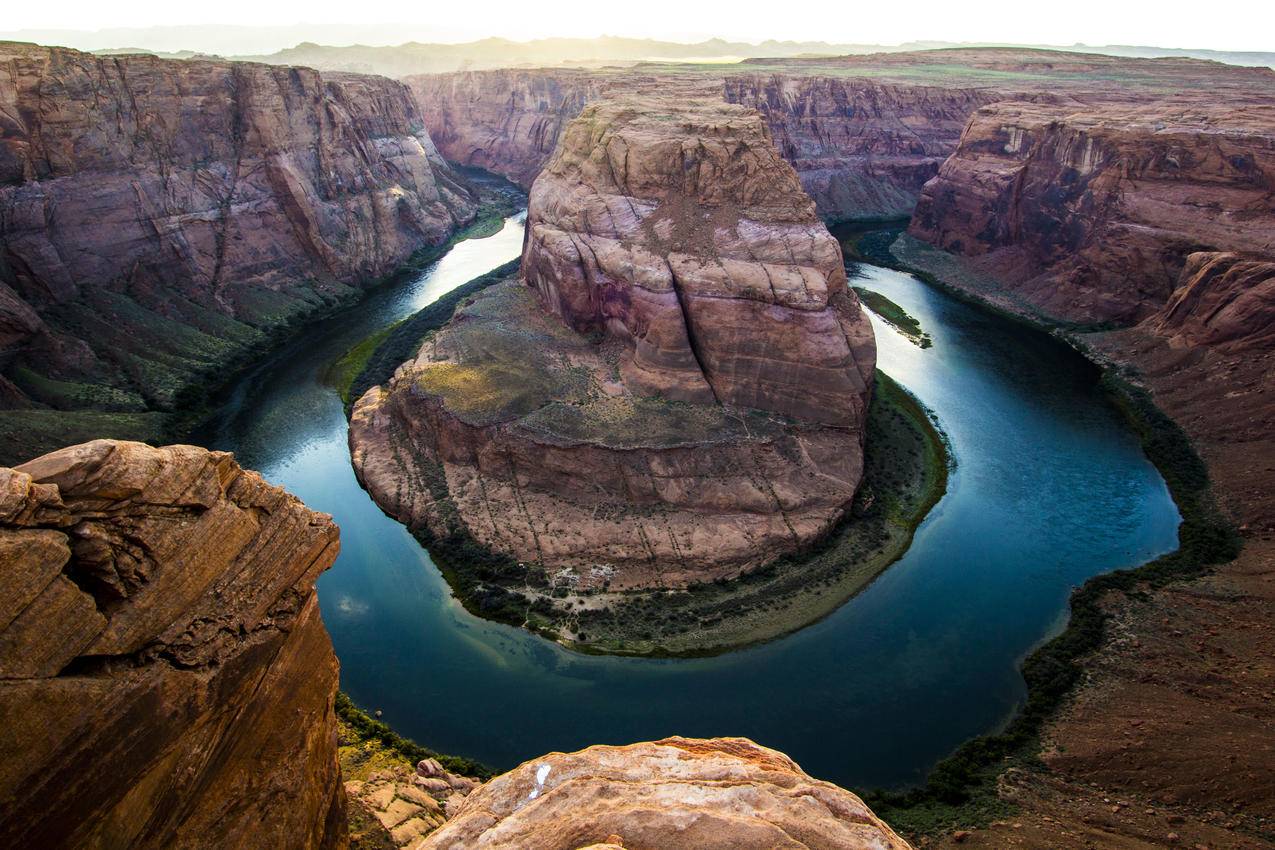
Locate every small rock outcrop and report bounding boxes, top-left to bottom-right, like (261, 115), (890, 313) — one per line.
(909, 100), (1275, 325)
(1152, 252), (1275, 352)
(351, 97), (875, 589)
(420, 737), (912, 850)
(0, 42), (478, 463)
(344, 757), (476, 848)
(0, 440), (344, 849)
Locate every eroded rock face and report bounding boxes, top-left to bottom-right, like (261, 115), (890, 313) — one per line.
(420, 737), (912, 850)
(723, 76), (999, 221)
(523, 98), (875, 424)
(409, 68), (997, 219)
(0, 440), (344, 849)
(408, 70), (609, 188)
(909, 100), (1275, 325)
(1152, 252), (1275, 352)
(0, 42), (477, 435)
(351, 97), (875, 588)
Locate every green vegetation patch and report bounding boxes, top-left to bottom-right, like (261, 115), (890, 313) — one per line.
(335, 692), (493, 781)
(0, 409), (169, 467)
(853, 286), (932, 348)
(344, 259), (521, 408)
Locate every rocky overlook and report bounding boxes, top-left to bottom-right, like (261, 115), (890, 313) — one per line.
(0, 43), (478, 463)
(909, 99), (1275, 325)
(350, 96), (875, 589)
(0, 440), (916, 849)
(422, 737), (912, 850)
(0, 440), (343, 849)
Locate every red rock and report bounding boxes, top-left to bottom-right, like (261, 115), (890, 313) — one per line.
(909, 100), (1275, 325)
(0, 440), (344, 849)
(1152, 252), (1275, 352)
(350, 96), (875, 589)
(0, 42), (477, 456)
(420, 737), (912, 850)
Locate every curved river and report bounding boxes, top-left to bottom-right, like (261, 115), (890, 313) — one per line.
(198, 213), (1179, 790)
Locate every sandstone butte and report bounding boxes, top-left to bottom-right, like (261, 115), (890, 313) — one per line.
(349, 96), (876, 589)
(0, 42), (479, 464)
(0, 438), (914, 850)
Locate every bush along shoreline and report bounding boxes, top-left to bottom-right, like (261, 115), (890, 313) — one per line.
(335, 692), (494, 781)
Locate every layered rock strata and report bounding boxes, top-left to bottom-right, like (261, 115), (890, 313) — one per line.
(0, 42), (478, 461)
(409, 48), (1275, 229)
(408, 70), (610, 188)
(722, 76), (998, 220)
(351, 97), (875, 589)
(909, 100), (1275, 325)
(0, 440), (344, 849)
(409, 67), (996, 218)
(420, 737), (913, 850)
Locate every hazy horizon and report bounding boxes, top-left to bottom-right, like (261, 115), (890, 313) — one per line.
(2, 0), (1273, 57)
(1, 27), (1273, 69)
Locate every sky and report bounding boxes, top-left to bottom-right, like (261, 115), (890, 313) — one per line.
(3, 0), (1273, 54)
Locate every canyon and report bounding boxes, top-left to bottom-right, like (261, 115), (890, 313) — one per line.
(0, 438), (914, 850)
(408, 48), (1275, 225)
(350, 95), (876, 593)
(0, 42), (478, 465)
(1, 35), (1274, 850)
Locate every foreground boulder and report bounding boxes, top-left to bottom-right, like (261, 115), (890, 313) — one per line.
(0, 440), (344, 849)
(420, 737), (912, 850)
(351, 97), (875, 589)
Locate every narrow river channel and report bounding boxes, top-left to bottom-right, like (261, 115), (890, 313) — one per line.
(196, 212), (1179, 790)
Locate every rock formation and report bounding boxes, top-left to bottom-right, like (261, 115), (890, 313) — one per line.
(909, 100), (1275, 325)
(409, 48), (1275, 229)
(420, 737), (912, 850)
(409, 70), (609, 188)
(1151, 251), (1275, 352)
(0, 42), (478, 463)
(351, 97), (875, 589)
(722, 76), (998, 220)
(409, 67), (995, 219)
(344, 757), (477, 848)
(0, 440), (344, 849)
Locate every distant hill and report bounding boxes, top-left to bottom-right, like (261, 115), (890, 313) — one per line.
(2, 27), (1270, 76)
(233, 38), (1275, 77)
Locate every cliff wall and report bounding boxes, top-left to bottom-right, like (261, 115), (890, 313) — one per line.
(0, 440), (344, 849)
(909, 100), (1275, 324)
(408, 68), (997, 219)
(0, 43), (478, 462)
